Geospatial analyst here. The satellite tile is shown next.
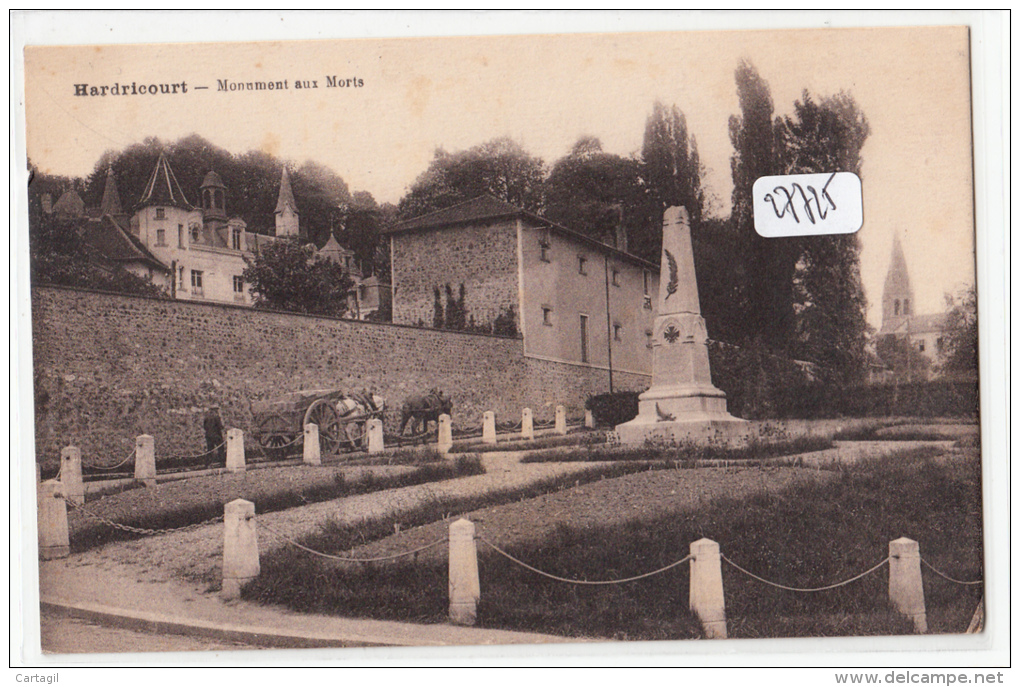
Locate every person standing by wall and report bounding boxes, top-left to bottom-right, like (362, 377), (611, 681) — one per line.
(202, 405), (225, 464)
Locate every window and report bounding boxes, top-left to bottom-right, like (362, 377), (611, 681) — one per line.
(178, 266), (186, 290)
(903, 299), (911, 316)
(155, 228), (166, 246)
(611, 268), (621, 287)
(613, 323), (623, 341)
(231, 227), (242, 250)
(645, 329), (654, 349)
(542, 306), (553, 326)
(579, 314), (589, 363)
(918, 340), (925, 353)
(154, 207), (165, 220)
(643, 294), (653, 310)
(540, 238), (551, 263)
(191, 270), (204, 296)
(894, 299), (900, 316)
(191, 224), (200, 243)
(178, 225), (185, 248)
(643, 270), (650, 295)
(233, 275), (244, 294)
(578, 255), (588, 275)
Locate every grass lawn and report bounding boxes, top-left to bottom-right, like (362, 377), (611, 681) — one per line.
(244, 446), (983, 640)
(66, 455), (484, 552)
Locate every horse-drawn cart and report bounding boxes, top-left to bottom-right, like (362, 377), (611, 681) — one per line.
(251, 389), (384, 459)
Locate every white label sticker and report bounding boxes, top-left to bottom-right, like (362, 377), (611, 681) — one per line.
(752, 172), (863, 238)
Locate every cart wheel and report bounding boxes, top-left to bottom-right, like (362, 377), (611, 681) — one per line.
(258, 415), (292, 460)
(304, 399), (342, 456)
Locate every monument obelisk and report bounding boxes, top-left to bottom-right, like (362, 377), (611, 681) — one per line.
(615, 206), (748, 445)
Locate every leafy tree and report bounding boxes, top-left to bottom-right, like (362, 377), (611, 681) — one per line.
(876, 335), (931, 383)
(638, 101), (707, 258)
(938, 286), (978, 376)
(777, 91), (871, 384)
(242, 236), (353, 316)
(432, 286), (444, 329)
(544, 136), (643, 246)
(398, 137), (546, 219)
(80, 135), (355, 247)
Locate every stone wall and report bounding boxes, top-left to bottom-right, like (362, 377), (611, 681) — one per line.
(390, 219), (519, 329)
(30, 286), (646, 468)
(30, 286), (526, 466)
(523, 357), (650, 421)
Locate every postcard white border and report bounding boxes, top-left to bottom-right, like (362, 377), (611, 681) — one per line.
(9, 10), (1010, 674)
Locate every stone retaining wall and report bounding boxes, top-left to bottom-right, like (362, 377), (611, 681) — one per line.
(30, 286), (641, 466)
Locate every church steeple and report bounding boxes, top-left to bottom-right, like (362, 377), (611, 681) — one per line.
(274, 167), (300, 237)
(881, 233), (914, 332)
(100, 167), (123, 216)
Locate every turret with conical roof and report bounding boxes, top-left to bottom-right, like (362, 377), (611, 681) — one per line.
(137, 151), (194, 211)
(274, 167), (300, 237)
(881, 233), (914, 334)
(100, 167), (124, 216)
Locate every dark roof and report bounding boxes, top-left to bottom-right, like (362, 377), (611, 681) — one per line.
(100, 168), (124, 215)
(52, 190), (85, 216)
(275, 167), (299, 215)
(137, 152), (194, 210)
(201, 170), (226, 188)
(82, 215), (170, 273)
(384, 194), (658, 270)
(906, 313), (948, 334)
(879, 312), (949, 337)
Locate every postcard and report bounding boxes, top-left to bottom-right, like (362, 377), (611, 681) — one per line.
(13, 11), (1007, 672)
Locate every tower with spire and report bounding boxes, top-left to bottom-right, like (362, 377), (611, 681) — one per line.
(274, 167), (300, 237)
(880, 233), (914, 335)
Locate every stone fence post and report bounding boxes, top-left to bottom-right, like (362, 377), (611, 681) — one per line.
(367, 419), (384, 454)
(521, 408), (534, 440)
(222, 499), (260, 600)
(555, 405), (567, 435)
(482, 411), (497, 445)
(60, 445), (84, 505)
(225, 428), (245, 473)
(889, 537), (927, 633)
(448, 518), (480, 626)
(303, 424), (321, 465)
(689, 538), (727, 639)
(134, 434), (156, 487)
(585, 409), (595, 429)
(438, 414), (453, 455)
(38, 480), (70, 560)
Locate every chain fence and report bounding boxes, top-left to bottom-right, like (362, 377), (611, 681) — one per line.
(479, 534), (693, 585)
(920, 557), (984, 586)
(260, 519), (445, 563)
(720, 553), (891, 593)
(82, 448), (136, 472)
(65, 496), (224, 536)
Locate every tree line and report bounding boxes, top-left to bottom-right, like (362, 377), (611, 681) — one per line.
(30, 60), (973, 383)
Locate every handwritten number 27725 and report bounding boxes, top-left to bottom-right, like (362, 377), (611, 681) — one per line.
(763, 172), (837, 225)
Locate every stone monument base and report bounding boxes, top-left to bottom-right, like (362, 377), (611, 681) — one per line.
(615, 385), (751, 447)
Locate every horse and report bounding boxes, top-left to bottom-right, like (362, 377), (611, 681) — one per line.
(398, 389), (453, 436)
(334, 390), (385, 449)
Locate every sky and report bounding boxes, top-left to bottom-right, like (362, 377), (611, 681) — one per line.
(21, 20), (976, 329)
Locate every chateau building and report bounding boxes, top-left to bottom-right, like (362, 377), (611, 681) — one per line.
(46, 153), (387, 317)
(385, 195), (659, 380)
